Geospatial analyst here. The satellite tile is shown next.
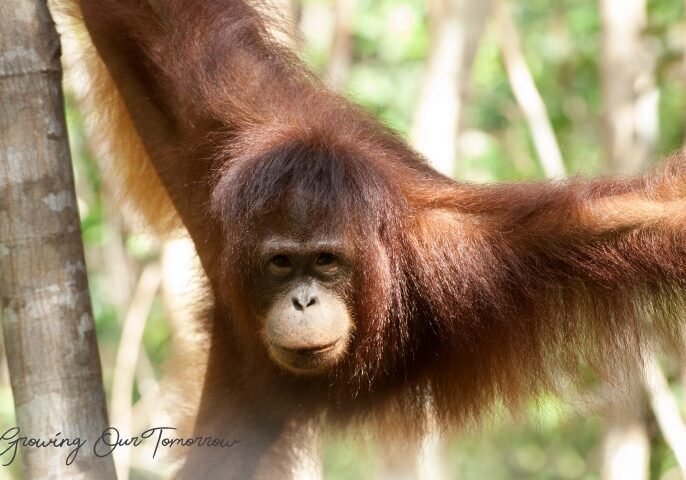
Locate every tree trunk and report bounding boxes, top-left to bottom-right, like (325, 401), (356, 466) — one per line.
(600, 0), (655, 477)
(325, 0), (355, 87)
(0, 1), (116, 478)
(410, 0), (494, 178)
(600, 0), (657, 174)
(602, 415), (650, 480)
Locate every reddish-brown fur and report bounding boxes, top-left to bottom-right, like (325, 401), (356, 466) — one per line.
(57, 0), (686, 477)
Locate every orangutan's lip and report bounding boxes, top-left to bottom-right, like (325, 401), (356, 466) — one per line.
(277, 340), (339, 355)
(267, 337), (347, 375)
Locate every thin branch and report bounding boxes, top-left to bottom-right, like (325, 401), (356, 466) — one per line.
(110, 263), (162, 480)
(325, 0), (355, 86)
(496, 0), (566, 178)
(642, 353), (686, 476)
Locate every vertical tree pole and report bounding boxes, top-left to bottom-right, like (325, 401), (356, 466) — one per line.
(410, 0), (494, 178)
(0, 1), (116, 479)
(599, 0), (654, 479)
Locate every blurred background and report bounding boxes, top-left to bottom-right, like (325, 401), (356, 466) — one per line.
(5, 0), (686, 478)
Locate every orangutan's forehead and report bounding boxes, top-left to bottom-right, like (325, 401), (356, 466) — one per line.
(253, 210), (350, 243)
(252, 193), (351, 233)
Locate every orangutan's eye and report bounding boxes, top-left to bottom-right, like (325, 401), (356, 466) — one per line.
(269, 255), (292, 275)
(315, 253), (339, 273)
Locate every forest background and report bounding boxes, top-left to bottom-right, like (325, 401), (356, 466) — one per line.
(4, 0), (686, 478)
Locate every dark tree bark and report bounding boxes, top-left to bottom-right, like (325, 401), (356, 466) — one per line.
(0, 1), (116, 478)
